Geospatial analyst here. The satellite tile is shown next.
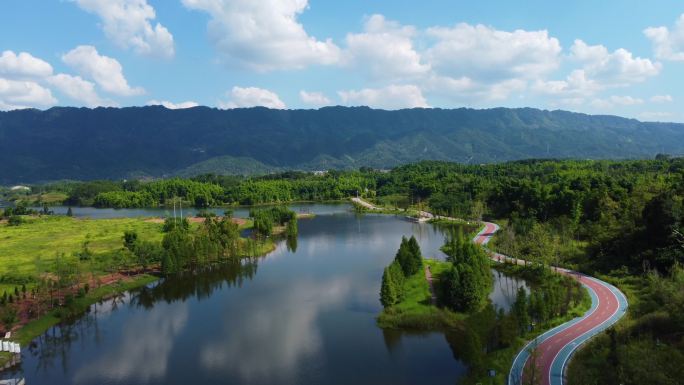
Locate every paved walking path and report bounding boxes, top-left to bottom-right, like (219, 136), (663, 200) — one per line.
(473, 223), (628, 385)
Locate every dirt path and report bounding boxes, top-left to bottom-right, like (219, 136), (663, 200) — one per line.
(424, 265), (437, 305)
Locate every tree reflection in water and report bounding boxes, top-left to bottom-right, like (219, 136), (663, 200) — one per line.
(24, 257), (261, 376)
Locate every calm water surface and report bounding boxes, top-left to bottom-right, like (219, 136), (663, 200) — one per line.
(34, 203), (350, 219)
(6, 210), (526, 385)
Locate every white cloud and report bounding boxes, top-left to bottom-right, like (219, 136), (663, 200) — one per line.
(638, 111), (674, 121)
(644, 14), (684, 61)
(219, 86), (286, 109)
(531, 69), (600, 99)
(182, 0), (340, 71)
(299, 90), (331, 107)
(650, 94), (673, 103)
(147, 100), (199, 109)
(608, 95), (644, 105)
(425, 24), (562, 82)
(344, 14), (429, 80)
(338, 84), (429, 110)
(590, 95), (644, 109)
(0, 50), (112, 109)
(62, 45), (144, 96)
(48, 73), (114, 107)
(531, 41), (661, 107)
(570, 40), (661, 86)
(0, 78), (57, 110)
(75, 0), (174, 58)
(0, 51), (53, 78)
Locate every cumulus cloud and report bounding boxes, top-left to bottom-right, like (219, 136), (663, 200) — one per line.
(0, 78), (57, 110)
(338, 84), (429, 110)
(339, 19), (563, 105)
(425, 24), (561, 81)
(48, 73), (114, 107)
(590, 95), (644, 109)
(182, 0), (340, 71)
(62, 45), (144, 96)
(644, 14), (684, 61)
(344, 14), (429, 81)
(0, 50), (115, 109)
(219, 86), (286, 109)
(569, 40), (661, 86)
(533, 69), (597, 94)
(530, 41), (661, 107)
(299, 90), (331, 107)
(650, 94), (673, 103)
(75, 0), (175, 58)
(0, 50), (53, 78)
(147, 100), (199, 109)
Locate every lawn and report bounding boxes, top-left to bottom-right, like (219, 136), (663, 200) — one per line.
(0, 216), (164, 282)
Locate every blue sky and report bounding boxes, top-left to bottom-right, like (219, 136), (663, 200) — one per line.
(1, 0), (684, 121)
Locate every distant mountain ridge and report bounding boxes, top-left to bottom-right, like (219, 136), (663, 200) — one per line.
(1, 105), (683, 183)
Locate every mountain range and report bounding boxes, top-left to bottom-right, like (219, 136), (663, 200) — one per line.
(1, 105), (683, 183)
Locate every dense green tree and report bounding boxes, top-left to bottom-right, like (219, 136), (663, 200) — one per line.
(513, 287), (530, 335)
(380, 267), (399, 307)
(123, 230), (138, 251)
(395, 236), (422, 276)
(441, 232), (492, 312)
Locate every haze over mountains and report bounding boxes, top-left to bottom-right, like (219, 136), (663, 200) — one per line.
(1, 105), (683, 184)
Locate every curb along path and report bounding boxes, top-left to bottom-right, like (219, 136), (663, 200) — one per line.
(473, 222), (628, 385)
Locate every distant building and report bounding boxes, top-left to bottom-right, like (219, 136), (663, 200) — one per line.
(10, 186), (30, 192)
(312, 170), (328, 176)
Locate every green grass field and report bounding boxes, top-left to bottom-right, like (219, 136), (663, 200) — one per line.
(0, 216), (164, 281)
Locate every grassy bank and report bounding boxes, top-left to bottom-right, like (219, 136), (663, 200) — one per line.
(0, 212), (278, 368)
(0, 273), (159, 368)
(14, 274), (158, 346)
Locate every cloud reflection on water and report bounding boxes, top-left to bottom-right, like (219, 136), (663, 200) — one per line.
(72, 301), (189, 384)
(199, 278), (351, 383)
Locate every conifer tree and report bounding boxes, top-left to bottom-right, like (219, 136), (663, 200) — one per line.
(380, 267), (398, 307)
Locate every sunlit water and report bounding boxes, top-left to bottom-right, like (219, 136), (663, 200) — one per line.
(4, 208), (527, 385)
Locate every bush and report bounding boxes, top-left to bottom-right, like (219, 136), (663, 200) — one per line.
(7, 216), (23, 226)
(1, 307), (17, 329)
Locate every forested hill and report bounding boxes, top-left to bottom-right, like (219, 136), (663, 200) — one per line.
(2, 105), (684, 183)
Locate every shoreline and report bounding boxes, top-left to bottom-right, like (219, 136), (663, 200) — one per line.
(0, 233), (278, 370)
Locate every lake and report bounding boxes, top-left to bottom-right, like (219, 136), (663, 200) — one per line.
(32, 203), (351, 220)
(3, 208), (527, 385)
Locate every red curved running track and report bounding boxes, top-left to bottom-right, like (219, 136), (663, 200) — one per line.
(474, 222), (625, 385)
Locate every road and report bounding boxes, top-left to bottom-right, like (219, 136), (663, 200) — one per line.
(473, 222), (628, 385)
